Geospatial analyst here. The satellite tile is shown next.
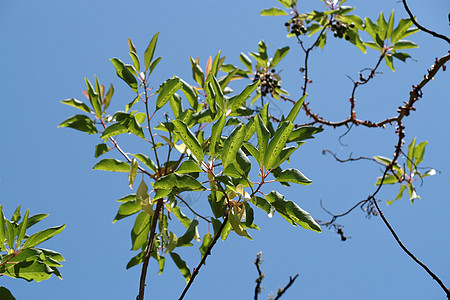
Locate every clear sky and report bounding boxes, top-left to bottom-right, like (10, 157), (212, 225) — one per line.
(1, 0), (449, 299)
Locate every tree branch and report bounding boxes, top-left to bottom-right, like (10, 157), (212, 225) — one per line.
(178, 214), (229, 300)
(401, 0), (450, 44)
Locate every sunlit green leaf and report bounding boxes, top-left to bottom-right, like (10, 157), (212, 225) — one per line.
(101, 123), (128, 139)
(221, 124), (246, 170)
(175, 160), (202, 174)
(156, 78), (183, 110)
(271, 46), (289, 68)
(58, 115), (98, 134)
(265, 121), (295, 170)
(60, 98), (91, 113)
(260, 7), (288, 16)
(23, 225), (65, 249)
(172, 120), (204, 163)
(113, 201), (141, 223)
(128, 158), (138, 189)
(266, 191), (321, 232)
(170, 252), (191, 283)
(131, 212), (151, 250)
(392, 40), (418, 50)
(144, 32), (159, 72)
(93, 159), (129, 172)
(228, 80), (260, 110)
(133, 154), (158, 172)
(275, 168), (312, 185)
(153, 173), (205, 191)
(95, 143), (110, 158)
(177, 219), (199, 247)
(110, 58), (138, 92)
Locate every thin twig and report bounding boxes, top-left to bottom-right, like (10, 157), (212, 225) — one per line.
(274, 274), (299, 300)
(137, 199), (164, 300)
(401, 0), (450, 44)
(371, 196), (450, 299)
(178, 214), (229, 300)
(254, 252), (265, 300)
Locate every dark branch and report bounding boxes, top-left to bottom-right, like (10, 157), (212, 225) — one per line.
(274, 274), (299, 300)
(178, 214), (229, 300)
(254, 252), (265, 300)
(402, 0), (450, 44)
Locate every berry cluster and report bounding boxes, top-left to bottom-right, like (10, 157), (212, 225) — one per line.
(253, 69), (281, 97)
(330, 20), (355, 40)
(285, 17), (307, 36)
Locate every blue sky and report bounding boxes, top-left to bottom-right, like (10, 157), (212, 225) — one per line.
(1, 0), (449, 299)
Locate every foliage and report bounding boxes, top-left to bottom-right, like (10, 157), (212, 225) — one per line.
(52, 0), (448, 298)
(0, 206), (65, 299)
(59, 31), (322, 288)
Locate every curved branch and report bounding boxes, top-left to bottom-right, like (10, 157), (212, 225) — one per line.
(402, 0), (450, 44)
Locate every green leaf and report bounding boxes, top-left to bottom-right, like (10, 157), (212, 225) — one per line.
(5, 220), (14, 251)
(93, 159), (130, 172)
(172, 120), (204, 163)
(209, 114), (227, 157)
(178, 78), (199, 110)
(285, 95), (306, 124)
(153, 174), (205, 191)
(110, 58), (138, 92)
(85, 78), (102, 117)
(392, 40), (418, 50)
(4, 260), (53, 282)
(406, 137), (416, 171)
(375, 174), (399, 185)
(177, 219), (199, 247)
(220, 219), (233, 241)
(228, 80), (260, 110)
(287, 126), (323, 142)
(377, 11), (388, 40)
(131, 212), (151, 250)
(255, 115), (269, 166)
(391, 19), (413, 44)
(23, 225), (65, 249)
(60, 98), (91, 113)
(373, 156), (404, 174)
(58, 115), (98, 134)
(104, 84), (114, 110)
(208, 73), (224, 110)
(387, 184), (407, 205)
(175, 160), (202, 174)
(386, 10), (395, 40)
(112, 112), (145, 138)
(17, 210), (29, 246)
(101, 123), (128, 139)
(364, 17), (380, 42)
(156, 78), (183, 110)
(271, 46), (289, 68)
(126, 251), (144, 269)
(239, 53), (253, 71)
(251, 196), (271, 214)
(392, 52), (411, 62)
(165, 231), (178, 253)
(170, 93), (183, 118)
(260, 7), (288, 16)
(275, 168), (312, 185)
(199, 233), (212, 262)
(408, 183), (420, 203)
(384, 55), (395, 71)
(413, 140), (428, 167)
(170, 252), (191, 283)
(95, 143), (110, 158)
(26, 214), (48, 229)
(148, 57), (162, 76)
(129, 51), (140, 73)
(169, 206), (191, 228)
(190, 57), (205, 88)
(266, 191), (321, 232)
(128, 158), (138, 189)
(113, 201), (141, 223)
(144, 32), (159, 72)
(0, 286), (16, 300)
(228, 207), (251, 238)
(0, 206), (6, 251)
(364, 41), (382, 51)
(242, 142), (260, 165)
(221, 124), (246, 170)
(265, 121), (295, 170)
(133, 154), (158, 172)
